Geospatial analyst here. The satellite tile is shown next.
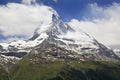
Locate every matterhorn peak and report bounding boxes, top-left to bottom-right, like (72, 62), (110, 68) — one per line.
(30, 12), (69, 40)
(0, 5), (119, 66)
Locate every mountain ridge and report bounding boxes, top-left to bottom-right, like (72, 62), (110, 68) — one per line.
(0, 5), (120, 67)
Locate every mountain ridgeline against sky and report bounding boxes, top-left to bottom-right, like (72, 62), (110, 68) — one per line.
(0, 5), (120, 67)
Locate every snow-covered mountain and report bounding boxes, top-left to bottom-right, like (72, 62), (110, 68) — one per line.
(113, 49), (120, 58)
(0, 6), (119, 66)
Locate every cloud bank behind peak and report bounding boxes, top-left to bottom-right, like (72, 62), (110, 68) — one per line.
(68, 3), (120, 46)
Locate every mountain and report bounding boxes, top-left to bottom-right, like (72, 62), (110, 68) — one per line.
(0, 6), (120, 67)
(113, 49), (120, 58)
(0, 5), (120, 80)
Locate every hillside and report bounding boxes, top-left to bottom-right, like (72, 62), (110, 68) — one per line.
(0, 57), (120, 80)
(0, 51), (120, 80)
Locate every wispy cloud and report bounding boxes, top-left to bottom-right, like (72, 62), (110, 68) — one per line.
(68, 3), (120, 46)
(0, 3), (53, 42)
(53, 0), (58, 3)
(0, 1), (120, 46)
(22, 0), (36, 4)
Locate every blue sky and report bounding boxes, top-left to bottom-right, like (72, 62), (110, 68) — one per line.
(0, 0), (120, 46)
(0, 0), (120, 21)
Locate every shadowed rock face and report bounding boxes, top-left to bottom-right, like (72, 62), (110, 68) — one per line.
(29, 33), (40, 41)
(30, 40), (120, 62)
(0, 45), (3, 50)
(1, 52), (27, 58)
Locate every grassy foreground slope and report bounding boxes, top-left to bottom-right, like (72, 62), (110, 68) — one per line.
(8, 56), (120, 80)
(0, 67), (9, 80)
(0, 53), (120, 80)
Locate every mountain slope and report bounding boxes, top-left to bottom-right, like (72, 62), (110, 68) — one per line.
(8, 56), (120, 80)
(28, 12), (119, 62)
(114, 49), (120, 58)
(1, 51), (120, 80)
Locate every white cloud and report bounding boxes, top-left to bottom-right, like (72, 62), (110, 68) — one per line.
(22, 0), (36, 4)
(0, 37), (25, 43)
(0, 3), (54, 41)
(53, 0), (58, 3)
(0, 2), (120, 46)
(68, 3), (120, 46)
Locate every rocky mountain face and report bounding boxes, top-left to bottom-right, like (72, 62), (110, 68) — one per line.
(0, 6), (119, 67)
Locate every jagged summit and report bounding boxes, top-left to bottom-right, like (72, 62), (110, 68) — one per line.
(30, 11), (94, 44)
(30, 14), (68, 40)
(0, 5), (120, 66)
